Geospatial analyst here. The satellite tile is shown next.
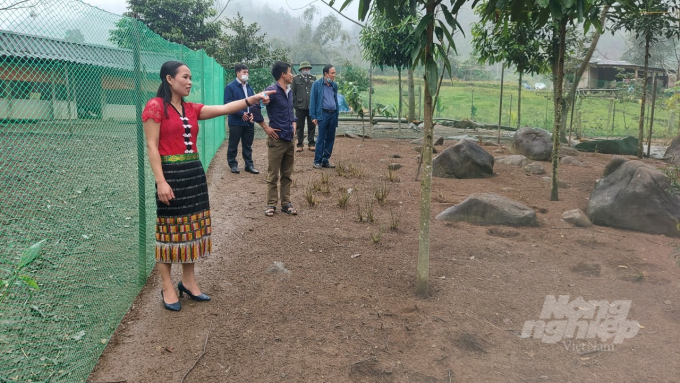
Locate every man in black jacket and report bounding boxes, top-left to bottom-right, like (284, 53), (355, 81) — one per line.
(292, 61), (316, 152)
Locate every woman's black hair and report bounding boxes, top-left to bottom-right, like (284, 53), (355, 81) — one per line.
(157, 60), (187, 117)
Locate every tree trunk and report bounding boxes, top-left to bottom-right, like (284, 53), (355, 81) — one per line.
(647, 72), (658, 157)
(551, 20), (567, 201)
(369, 62), (373, 128)
(638, 34), (651, 158)
(559, 5), (610, 143)
(408, 68), (416, 122)
(517, 72), (523, 129)
(398, 69), (402, 132)
(415, 0), (436, 299)
(497, 64), (505, 145)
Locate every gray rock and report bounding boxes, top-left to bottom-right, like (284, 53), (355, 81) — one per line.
(524, 162), (545, 175)
(391, 154), (402, 159)
(265, 261), (290, 274)
(664, 137), (680, 166)
(388, 163), (403, 171)
(483, 140), (501, 147)
(560, 156), (584, 167)
(410, 135), (444, 146)
(496, 155), (529, 166)
(561, 209), (593, 227)
(494, 149), (504, 153)
(603, 156), (629, 178)
(433, 139), (494, 179)
(586, 158), (680, 237)
(436, 193), (538, 226)
(408, 122), (419, 131)
(560, 146), (580, 157)
(510, 127), (553, 161)
(418, 122), (425, 130)
(575, 136), (638, 155)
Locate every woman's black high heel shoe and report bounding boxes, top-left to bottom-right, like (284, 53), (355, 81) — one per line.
(161, 290), (181, 311)
(178, 281), (211, 301)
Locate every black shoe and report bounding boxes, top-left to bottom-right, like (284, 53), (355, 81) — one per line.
(322, 162), (336, 168)
(244, 166), (260, 174)
(178, 281), (211, 301)
(161, 290), (181, 311)
(230, 166), (240, 173)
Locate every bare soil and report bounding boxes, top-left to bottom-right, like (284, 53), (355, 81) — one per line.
(89, 134), (680, 383)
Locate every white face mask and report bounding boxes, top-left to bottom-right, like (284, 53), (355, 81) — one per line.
(240, 74), (249, 82)
(301, 69), (311, 76)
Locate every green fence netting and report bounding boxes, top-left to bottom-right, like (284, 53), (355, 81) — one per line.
(0, 0), (226, 381)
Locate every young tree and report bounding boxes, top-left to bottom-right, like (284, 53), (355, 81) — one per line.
(64, 29), (85, 44)
(611, 0), (680, 158)
(335, 0), (465, 298)
(110, 0), (221, 51)
(472, 6), (550, 130)
(360, 5), (418, 130)
(479, 0), (607, 201)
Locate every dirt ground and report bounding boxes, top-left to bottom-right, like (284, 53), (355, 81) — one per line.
(89, 133), (680, 383)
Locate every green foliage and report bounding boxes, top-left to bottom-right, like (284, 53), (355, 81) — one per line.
(663, 164), (680, 195)
(611, 0), (680, 44)
(337, 62), (370, 94)
(64, 29), (85, 44)
(110, 0), (221, 51)
(360, 4), (418, 73)
(210, 13), (290, 69)
(0, 240), (45, 303)
(290, 5), (351, 64)
(341, 81), (365, 119)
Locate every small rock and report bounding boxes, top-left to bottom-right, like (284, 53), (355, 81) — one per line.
(388, 163), (403, 171)
(561, 209), (593, 227)
(497, 155), (529, 166)
(664, 300), (672, 305)
(410, 135), (444, 146)
(265, 261), (290, 274)
(391, 154), (402, 159)
(494, 149), (504, 153)
(524, 162), (545, 175)
(560, 146), (580, 157)
(483, 140), (500, 147)
(561, 156), (584, 167)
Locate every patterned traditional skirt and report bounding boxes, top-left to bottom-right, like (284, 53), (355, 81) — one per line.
(155, 154), (211, 263)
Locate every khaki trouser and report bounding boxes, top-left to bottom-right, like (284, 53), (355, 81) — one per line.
(266, 137), (295, 207)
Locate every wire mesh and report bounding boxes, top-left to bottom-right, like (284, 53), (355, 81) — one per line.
(0, 0), (225, 381)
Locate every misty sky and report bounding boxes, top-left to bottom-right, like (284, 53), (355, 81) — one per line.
(81, 0), (362, 27)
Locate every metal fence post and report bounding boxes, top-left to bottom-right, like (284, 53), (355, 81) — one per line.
(133, 18), (147, 286)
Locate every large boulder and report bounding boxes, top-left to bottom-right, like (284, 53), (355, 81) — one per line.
(436, 193), (538, 226)
(664, 137), (680, 166)
(575, 136), (638, 155)
(510, 127), (553, 161)
(586, 158), (680, 237)
(433, 139), (494, 179)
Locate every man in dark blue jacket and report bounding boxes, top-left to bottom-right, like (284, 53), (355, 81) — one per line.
(224, 63), (259, 174)
(252, 61), (298, 217)
(309, 64), (338, 169)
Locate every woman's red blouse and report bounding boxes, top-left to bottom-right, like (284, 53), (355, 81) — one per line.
(141, 97), (205, 156)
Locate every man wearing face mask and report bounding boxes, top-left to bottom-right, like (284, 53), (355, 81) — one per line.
(309, 64), (338, 169)
(224, 63), (259, 174)
(292, 61), (316, 153)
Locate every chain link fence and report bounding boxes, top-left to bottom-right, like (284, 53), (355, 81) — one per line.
(0, 0), (225, 381)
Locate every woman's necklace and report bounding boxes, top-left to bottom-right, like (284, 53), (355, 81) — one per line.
(169, 101), (194, 154)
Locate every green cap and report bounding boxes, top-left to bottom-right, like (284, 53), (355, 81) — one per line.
(298, 61), (312, 71)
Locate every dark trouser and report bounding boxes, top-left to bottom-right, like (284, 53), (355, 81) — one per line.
(227, 124), (255, 168)
(295, 108), (315, 147)
(266, 137), (295, 207)
(314, 110), (338, 165)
